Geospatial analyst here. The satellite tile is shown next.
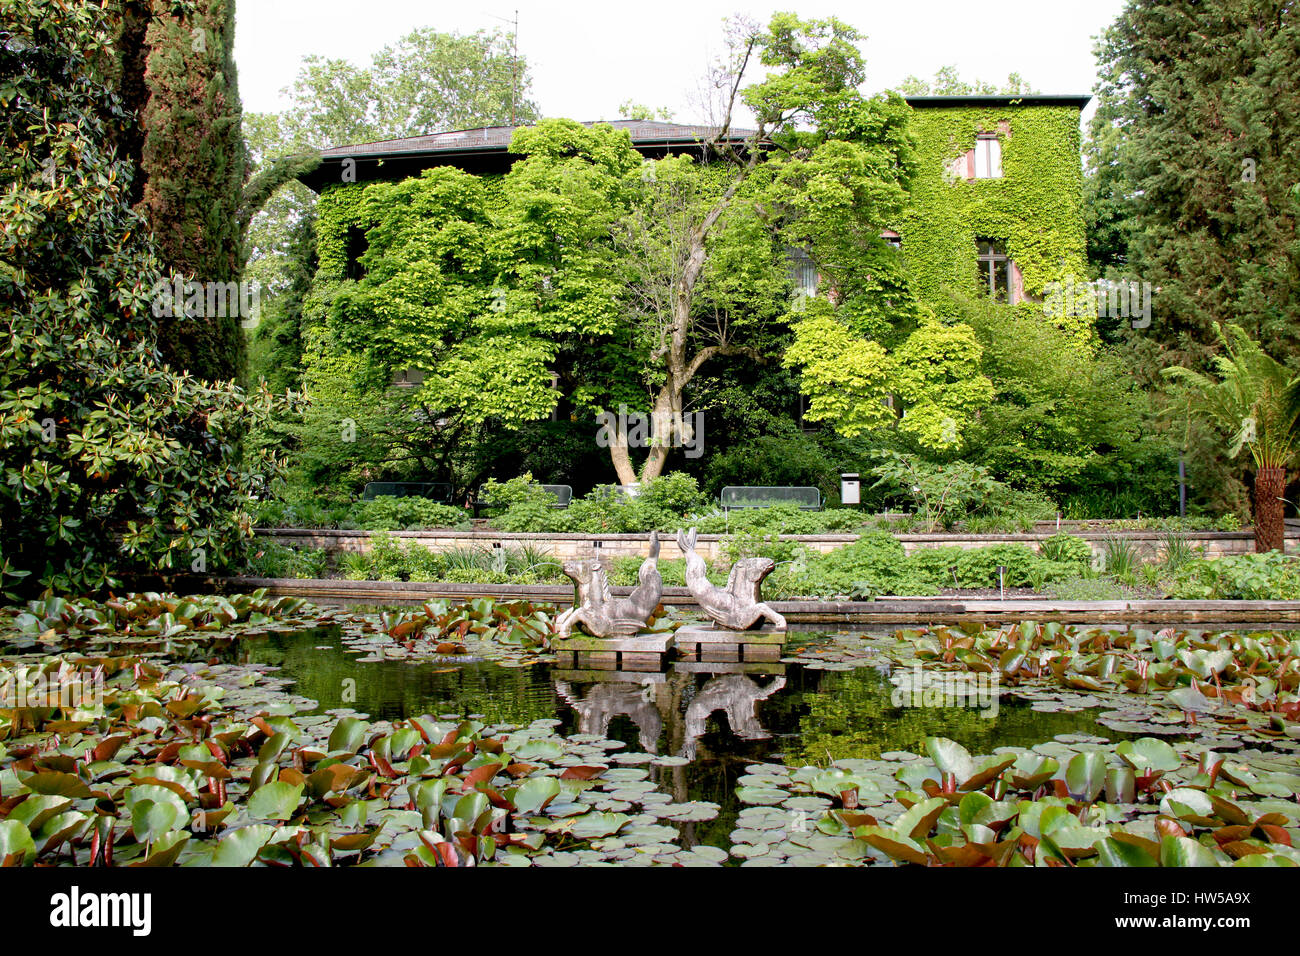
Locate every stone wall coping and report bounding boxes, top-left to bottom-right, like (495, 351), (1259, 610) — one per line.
(255, 527), (1284, 543)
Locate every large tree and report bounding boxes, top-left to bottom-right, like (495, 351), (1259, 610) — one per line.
(299, 15), (924, 487)
(597, 13), (918, 482)
(135, 0), (249, 381)
(1088, 0), (1300, 370)
(243, 26), (538, 386)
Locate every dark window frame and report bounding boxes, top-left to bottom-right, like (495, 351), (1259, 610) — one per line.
(975, 237), (1012, 303)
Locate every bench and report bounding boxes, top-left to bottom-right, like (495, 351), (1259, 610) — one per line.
(474, 483), (573, 517)
(720, 485), (822, 511)
(361, 481), (453, 503)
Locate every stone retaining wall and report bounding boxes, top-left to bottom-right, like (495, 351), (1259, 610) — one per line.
(256, 527), (1292, 565)
(214, 575), (1300, 626)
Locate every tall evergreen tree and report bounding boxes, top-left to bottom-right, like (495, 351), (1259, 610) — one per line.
(1089, 0), (1300, 370)
(136, 0), (249, 382)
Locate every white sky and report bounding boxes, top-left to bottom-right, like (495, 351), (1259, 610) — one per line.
(235, 0), (1126, 130)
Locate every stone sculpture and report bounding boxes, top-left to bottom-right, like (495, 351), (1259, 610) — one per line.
(556, 531), (663, 638)
(676, 527), (786, 630)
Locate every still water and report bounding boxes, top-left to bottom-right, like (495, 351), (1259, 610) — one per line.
(233, 625), (1146, 851)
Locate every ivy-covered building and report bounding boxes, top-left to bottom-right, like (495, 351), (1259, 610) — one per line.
(895, 94), (1091, 326)
(301, 96), (1090, 328)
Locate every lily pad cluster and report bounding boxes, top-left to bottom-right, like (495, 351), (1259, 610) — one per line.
(339, 599), (556, 667)
(0, 652), (727, 867)
(0, 592), (563, 673)
(731, 734), (1300, 866)
(0, 592), (320, 651)
(904, 621), (1300, 720)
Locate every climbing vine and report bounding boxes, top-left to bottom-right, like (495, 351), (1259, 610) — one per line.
(897, 103), (1090, 337)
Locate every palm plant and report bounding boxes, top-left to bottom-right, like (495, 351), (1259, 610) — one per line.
(1162, 324), (1300, 552)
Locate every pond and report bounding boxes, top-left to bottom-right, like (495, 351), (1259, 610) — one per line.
(234, 624), (1167, 855)
(5, 593), (1296, 868)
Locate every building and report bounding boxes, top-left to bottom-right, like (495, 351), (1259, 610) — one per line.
(298, 94), (1091, 324)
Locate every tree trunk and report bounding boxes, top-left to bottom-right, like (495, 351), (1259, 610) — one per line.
(1252, 464), (1287, 553)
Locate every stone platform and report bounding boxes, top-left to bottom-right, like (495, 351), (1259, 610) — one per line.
(672, 623), (785, 663)
(552, 633), (675, 671)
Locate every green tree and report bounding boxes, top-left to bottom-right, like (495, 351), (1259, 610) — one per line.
(1088, 0), (1300, 369)
(896, 66), (1037, 96)
(242, 26), (537, 349)
(135, 0), (250, 381)
(1163, 324), (1300, 552)
(0, 0), (285, 596)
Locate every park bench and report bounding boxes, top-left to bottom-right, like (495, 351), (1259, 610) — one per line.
(474, 483), (573, 517)
(719, 485), (822, 511)
(361, 481), (454, 504)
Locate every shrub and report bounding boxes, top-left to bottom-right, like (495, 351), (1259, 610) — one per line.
(701, 431), (841, 503)
(691, 504), (868, 536)
(244, 541), (329, 579)
(345, 497), (470, 531)
(0, 2), (287, 596)
(1041, 532), (1094, 565)
(1168, 553), (1300, 600)
(869, 452), (1001, 531)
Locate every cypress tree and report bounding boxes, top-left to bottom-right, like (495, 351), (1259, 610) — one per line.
(1091, 0), (1300, 370)
(137, 0), (249, 382)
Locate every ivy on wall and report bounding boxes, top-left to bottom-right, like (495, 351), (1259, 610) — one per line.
(896, 104), (1091, 338)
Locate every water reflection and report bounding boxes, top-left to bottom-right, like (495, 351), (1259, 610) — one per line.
(555, 677), (664, 752)
(555, 666), (788, 760)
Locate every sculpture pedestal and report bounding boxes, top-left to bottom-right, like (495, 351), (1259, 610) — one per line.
(553, 632), (675, 671)
(673, 623), (786, 663)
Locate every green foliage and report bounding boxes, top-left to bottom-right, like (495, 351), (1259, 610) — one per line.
(137, 0), (248, 381)
(1163, 323), (1300, 473)
(245, 541), (329, 579)
(700, 427), (842, 502)
(344, 498), (470, 532)
(898, 103), (1089, 323)
(491, 474), (707, 535)
(1089, 0), (1300, 366)
(868, 452), (1003, 531)
(691, 504), (868, 536)
(608, 556), (722, 589)
(330, 535), (563, 585)
(1169, 553), (1300, 601)
(897, 66), (1037, 97)
(1099, 535), (1144, 582)
(960, 299), (1163, 495)
(0, 0), (286, 596)
(1046, 576), (1129, 601)
(241, 24), (538, 328)
(1040, 533), (1094, 565)
(761, 532), (1088, 599)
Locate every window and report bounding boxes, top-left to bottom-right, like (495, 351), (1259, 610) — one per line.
(881, 230), (902, 249)
(974, 134), (1002, 179)
(345, 225), (369, 280)
(787, 248), (818, 305)
(976, 238), (1012, 302)
(392, 367), (426, 387)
